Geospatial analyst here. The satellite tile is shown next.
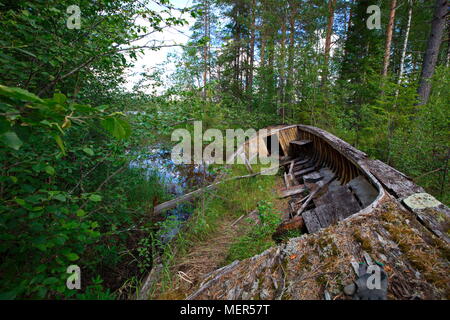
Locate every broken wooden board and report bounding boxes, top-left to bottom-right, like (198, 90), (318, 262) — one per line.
(278, 185), (306, 198)
(293, 160), (315, 171)
(277, 127), (301, 155)
(403, 193), (450, 243)
(303, 171), (323, 183)
(284, 172), (291, 188)
(294, 166), (316, 177)
(366, 159), (425, 199)
(289, 140), (312, 147)
(312, 184), (361, 226)
(302, 209), (321, 233)
(347, 175), (378, 207)
(284, 172), (297, 188)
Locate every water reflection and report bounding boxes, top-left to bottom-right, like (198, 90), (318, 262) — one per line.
(130, 146), (213, 244)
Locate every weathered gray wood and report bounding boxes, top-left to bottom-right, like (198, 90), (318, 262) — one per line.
(279, 185), (306, 198)
(290, 140), (312, 147)
(314, 204), (334, 227)
(402, 193), (450, 243)
(284, 172), (291, 188)
(137, 257), (163, 300)
(289, 160), (295, 175)
(293, 160), (315, 171)
(294, 166), (316, 177)
(295, 176), (336, 216)
(298, 125), (367, 161)
(347, 175), (378, 207)
(366, 159), (425, 199)
(297, 158), (311, 164)
(302, 209), (321, 233)
(312, 184), (361, 229)
(303, 171), (323, 183)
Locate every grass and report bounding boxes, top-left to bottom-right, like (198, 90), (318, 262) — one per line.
(224, 200), (281, 265)
(151, 163), (283, 298)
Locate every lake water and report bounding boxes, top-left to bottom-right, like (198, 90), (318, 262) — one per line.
(130, 146), (213, 244)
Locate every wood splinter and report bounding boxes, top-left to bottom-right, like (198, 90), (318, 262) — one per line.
(294, 176), (336, 217)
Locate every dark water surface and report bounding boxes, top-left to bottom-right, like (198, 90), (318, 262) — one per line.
(130, 146), (214, 243)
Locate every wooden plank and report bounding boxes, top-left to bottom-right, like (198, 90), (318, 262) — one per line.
(277, 131), (290, 155)
(295, 176), (336, 216)
(314, 204), (335, 227)
(347, 175), (378, 207)
(294, 166), (316, 177)
(293, 159), (315, 171)
(366, 159), (424, 199)
(296, 158), (311, 165)
(284, 172), (291, 188)
(290, 140), (312, 147)
(289, 161), (295, 175)
(302, 209), (321, 233)
(403, 193), (450, 243)
(313, 185), (361, 225)
(279, 185), (306, 198)
(303, 172), (323, 183)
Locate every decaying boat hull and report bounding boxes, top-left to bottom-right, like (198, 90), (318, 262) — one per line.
(187, 125), (450, 300)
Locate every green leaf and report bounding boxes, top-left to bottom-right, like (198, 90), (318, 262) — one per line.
(89, 194), (102, 202)
(15, 198), (26, 206)
(36, 264), (46, 273)
(82, 147), (94, 156)
(0, 85), (43, 103)
(100, 117), (131, 139)
(53, 93), (67, 104)
(0, 131), (23, 150)
(45, 165), (55, 176)
(65, 253), (79, 261)
(53, 134), (66, 155)
(76, 209), (86, 217)
(53, 194), (66, 202)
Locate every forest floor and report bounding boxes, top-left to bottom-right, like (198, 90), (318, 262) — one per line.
(154, 177), (288, 299)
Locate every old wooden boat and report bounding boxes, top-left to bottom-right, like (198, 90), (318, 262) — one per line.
(184, 124), (450, 300)
(142, 124), (449, 300)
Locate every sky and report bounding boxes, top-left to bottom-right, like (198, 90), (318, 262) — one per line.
(124, 0), (195, 93)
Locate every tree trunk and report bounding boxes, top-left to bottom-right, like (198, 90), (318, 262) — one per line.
(279, 15), (287, 120)
(286, 0), (297, 105)
(248, 0), (256, 106)
(446, 23), (450, 67)
(321, 0), (336, 86)
(398, 1), (413, 85)
(417, 0), (448, 105)
(203, 0), (210, 98)
(382, 0), (397, 76)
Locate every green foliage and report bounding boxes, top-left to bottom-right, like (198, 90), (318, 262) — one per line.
(0, 85), (166, 299)
(225, 200), (281, 264)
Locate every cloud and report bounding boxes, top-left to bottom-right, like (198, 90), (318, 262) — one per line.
(124, 0), (195, 93)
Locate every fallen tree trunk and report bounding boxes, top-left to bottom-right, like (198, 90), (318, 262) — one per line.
(153, 166), (280, 214)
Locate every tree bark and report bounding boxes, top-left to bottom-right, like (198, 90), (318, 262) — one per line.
(382, 0), (397, 76)
(279, 15), (287, 120)
(203, 0), (210, 98)
(286, 0), (297, 105)
(321, 0), (336, 86)
(248, 0), (256, 105)
(417, 0), (448, 105)
(397, 1), (413, 85)
(446, 22), (450, 67)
